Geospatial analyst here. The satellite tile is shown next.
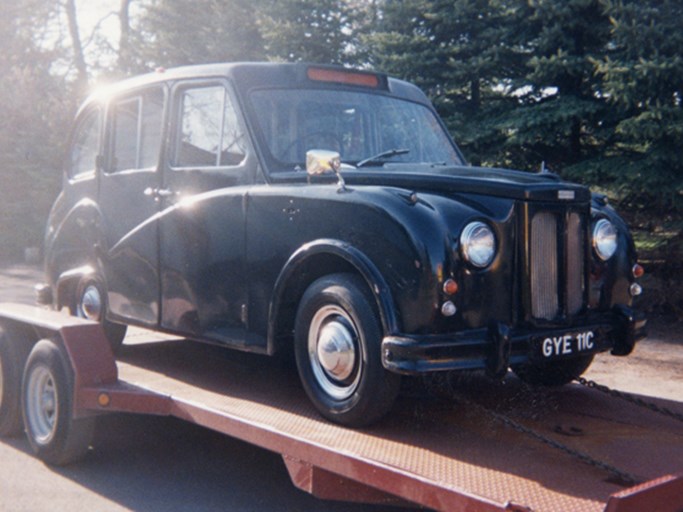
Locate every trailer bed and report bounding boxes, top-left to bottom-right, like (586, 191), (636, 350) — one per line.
(1, 303), (681, 511)
(105, 333), (683, 511)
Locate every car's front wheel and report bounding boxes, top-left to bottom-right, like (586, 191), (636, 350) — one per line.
(294, 273), (400, 427)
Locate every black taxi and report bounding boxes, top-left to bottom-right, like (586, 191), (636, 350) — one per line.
(40, 63), (646, 426)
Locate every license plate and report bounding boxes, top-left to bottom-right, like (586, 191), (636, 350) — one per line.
(537, 330), (597, 359)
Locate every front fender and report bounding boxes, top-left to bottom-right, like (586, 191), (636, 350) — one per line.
(267, 239), (399, 354)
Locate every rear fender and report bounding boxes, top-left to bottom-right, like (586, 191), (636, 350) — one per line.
(55, 265), (96, 312)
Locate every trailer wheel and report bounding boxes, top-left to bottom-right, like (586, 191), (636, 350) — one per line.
(74, 277), (126, 352)
(294, 274), (400, 427)
(21, 339), (94, 465)
(0, 327), (30, 437)
(512, 354), (595, 387)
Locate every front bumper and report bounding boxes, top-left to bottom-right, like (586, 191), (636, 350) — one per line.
(381, 305), (647, 377)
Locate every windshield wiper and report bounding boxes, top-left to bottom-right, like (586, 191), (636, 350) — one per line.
(356, 148), (410, 168)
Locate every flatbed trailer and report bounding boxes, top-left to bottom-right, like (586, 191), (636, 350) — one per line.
(0, 303), (681, 512)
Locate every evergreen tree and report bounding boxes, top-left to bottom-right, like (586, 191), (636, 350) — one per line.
(502, 0), (614, 173)
(0, 2), (73, 260)
(593, 0), (683, 214)
(364, 0), (524, 166)
(133, 0), (266, 69)
(259, 0), (356, 64)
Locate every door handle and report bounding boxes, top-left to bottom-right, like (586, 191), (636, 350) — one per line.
(144, 187), (176, 200)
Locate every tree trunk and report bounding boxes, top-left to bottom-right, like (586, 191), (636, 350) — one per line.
(118, 0), (132, 72)
(570, 118), (581, 164)
(64, 0), (88, 90)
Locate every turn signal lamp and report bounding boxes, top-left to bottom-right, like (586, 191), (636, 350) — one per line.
(632, 264), (645, 278)
(443, 279), (459, 296)
(98, 393), (111, 407)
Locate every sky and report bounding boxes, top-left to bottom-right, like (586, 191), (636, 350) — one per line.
(76, 0), (119, 40)
(77, 0), (121, 43)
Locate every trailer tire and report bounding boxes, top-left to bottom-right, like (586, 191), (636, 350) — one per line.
(294, 273), (400, 427)
(0, 327), (30, 437)
(21, 339), (94, 465)
(512, 354), (595, 387)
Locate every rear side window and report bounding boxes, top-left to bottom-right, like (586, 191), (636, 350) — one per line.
(173, 85), (246, 168)
(110, 88), (164, 173)
(69, 107), (101, 179)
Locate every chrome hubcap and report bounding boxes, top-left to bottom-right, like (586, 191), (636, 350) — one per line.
(308, 305), (361, 400)
(80, 285), (102, 321)
(317, 322), (356, 381)
(25, 365), (58, 445)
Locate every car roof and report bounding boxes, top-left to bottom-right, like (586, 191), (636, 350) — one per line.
(78, 62), (431, 115)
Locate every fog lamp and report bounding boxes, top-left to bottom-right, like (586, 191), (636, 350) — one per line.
(441, 301), (457, 317)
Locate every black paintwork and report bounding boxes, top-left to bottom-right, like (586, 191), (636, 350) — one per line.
(44, 62), (645, 373)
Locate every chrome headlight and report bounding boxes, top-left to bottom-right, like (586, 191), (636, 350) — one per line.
(593, 218), (618, 261)
(460, 221), (496, 268)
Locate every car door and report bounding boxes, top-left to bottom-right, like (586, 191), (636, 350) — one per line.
(158, 80), (254, 345)
(98, 86), (166, 326)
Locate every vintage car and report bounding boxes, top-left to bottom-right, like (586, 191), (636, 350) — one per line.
(39, 62), (646, 426)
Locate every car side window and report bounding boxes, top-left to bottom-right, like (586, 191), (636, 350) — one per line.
(173, 85), (246, 168)
(111, 88), (165, 173)
(69, 107), (101, 179)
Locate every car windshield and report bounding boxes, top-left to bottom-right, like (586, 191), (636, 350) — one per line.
(249, 88), (463, 172)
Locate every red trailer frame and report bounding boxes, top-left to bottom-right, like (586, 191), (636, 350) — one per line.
(1, 303), (681, 512)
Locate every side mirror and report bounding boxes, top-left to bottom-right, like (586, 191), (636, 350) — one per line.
(306, 149), (346, 191)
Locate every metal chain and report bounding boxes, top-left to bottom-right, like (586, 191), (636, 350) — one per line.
(575, 377), (683, 424)
(448, 390), (641, 487)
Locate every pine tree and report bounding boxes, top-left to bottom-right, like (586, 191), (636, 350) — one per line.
(364, 0), (524, 166)
(593, 0), (683, 214)
(134, 0), (266, 69)
(502, 0), (614, 173)
(0, 2), (73, 260)
(259, 0), (356, 64)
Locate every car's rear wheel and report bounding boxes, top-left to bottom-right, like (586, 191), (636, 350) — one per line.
(73, 277), (126, 352)
(294, 273), (400, 427)
(512, 354), (595, 387)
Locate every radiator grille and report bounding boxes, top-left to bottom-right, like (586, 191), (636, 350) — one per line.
(531, 213), (558, 320)
(530, 211), (585, 320)
(566, 213), (584, 315)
